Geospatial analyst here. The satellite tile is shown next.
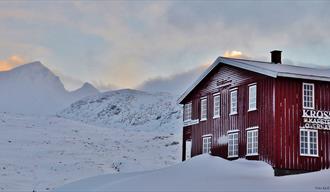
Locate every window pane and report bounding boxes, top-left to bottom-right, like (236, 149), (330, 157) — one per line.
(230, 90), (238, 114)
(249, 85), (257, 110)
(303, 83), (314, 109)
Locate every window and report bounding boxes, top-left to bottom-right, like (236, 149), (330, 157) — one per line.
(213, 94), (220, 118)
(202, 136), (212, 154)
(228, 132), (239, 158)
(230, 89), (238, 115)
(300, 129), (318, 156)
(303, 83), (314, 109)
(183, 102), (192, 121)
(200, 98), (207, 121)
(248, 84), (257, 111)
(247, 129), (258, 155)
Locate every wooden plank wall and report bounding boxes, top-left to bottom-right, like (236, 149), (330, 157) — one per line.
(275, 77), (330, 171)
(182, 64), (275, 164)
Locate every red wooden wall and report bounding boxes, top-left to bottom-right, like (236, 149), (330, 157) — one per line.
(182, 64), (330, 172)
(182, 64), (275, 163)
(274, 77), (330, 171)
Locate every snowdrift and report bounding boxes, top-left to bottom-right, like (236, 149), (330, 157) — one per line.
(55, 154), (330, 192)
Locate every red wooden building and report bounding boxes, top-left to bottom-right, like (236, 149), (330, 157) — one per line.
(178, 50), (330, 175)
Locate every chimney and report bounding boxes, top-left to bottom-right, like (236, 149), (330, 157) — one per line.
(270, 50), (282, 64)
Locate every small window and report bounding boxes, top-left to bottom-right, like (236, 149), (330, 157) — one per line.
(230, 90), (238, 115)
(228, 132), (239, 158)
(213, 94), (220, 118)
(303, 83), (314, 109)
(300, 129), (318, 156)
(247, 129), (258, 156)
(248, 84), (257, 111)
(200, 98), (207, 121)
(183, 102), (192, 121)
(202, 136), (212, 154)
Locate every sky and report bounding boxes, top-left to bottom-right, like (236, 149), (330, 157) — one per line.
(1, 1), (330, 91)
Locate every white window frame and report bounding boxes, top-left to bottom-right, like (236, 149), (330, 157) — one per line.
(183, 102), (192, 122)
(300, 129), (318, 157)
(200, 97), (207, 121)
(302, 83), (315, 109)
(248, 84), (257, 111)
(228, 132), (239, 158)
(202, 136), (212, 154)
(213, 93), (220, 118)
(246, 128), (258, 156)
(230, 89), (238, 115)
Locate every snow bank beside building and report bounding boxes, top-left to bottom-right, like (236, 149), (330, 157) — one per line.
(56, 154), (330, 192)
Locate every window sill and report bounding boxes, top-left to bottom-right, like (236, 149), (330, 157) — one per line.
(200, 118), (207, 122)
(229, 112), (238, 116)
(246, 153), (259, 156)
(248, 108), (257, 112)
(300, 154), (319, 157)
(213, 115), (220, 119)
(303, 107), (315, 110)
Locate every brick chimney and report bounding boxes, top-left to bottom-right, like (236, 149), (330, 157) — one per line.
(271, 50), (282, 64)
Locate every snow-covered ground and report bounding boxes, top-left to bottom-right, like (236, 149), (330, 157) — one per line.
(0, 113), (181, 191)
(55, 154), (330, 192)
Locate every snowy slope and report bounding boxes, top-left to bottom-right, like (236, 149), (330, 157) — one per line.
(59, 89), (182, 133)
(56, 154), (330, 192)
(0, 113), (181, 192)
(0, 62), (99, 115)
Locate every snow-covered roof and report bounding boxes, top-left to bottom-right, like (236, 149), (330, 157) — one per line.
(178, 57), (330, 103)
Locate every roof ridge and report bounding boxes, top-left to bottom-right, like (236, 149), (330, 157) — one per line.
(221, 56), (272, 64)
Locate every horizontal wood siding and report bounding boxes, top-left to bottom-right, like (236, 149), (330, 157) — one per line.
(275, 77), (330, 171)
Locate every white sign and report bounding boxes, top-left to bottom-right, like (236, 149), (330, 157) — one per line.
(302, 109), (330, 130)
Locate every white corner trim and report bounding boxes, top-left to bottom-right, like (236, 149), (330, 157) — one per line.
(227, 129), (240, 134)
(246, 126), (259, 131)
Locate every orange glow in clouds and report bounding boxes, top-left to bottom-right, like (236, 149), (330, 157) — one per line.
(0, 55), (25, 71)
(223, 50), (243, 58)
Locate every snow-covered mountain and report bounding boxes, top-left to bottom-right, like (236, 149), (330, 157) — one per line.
(59, 89), (182, 132)
(0, 61), (99, 115)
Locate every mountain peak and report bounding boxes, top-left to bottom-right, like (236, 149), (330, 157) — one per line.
(71, 82), (99, 99)
(11, 61), (53, 75)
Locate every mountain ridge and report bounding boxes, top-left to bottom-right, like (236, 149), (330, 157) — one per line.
(0, 61), (99, 115)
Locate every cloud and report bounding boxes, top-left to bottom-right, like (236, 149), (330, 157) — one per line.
(0, 55), (26, 71)
(1, 1), (330, 90)
(137, 64), (208, 95)
(91, 80), (117, 92)
(223, 50), (251, 59)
